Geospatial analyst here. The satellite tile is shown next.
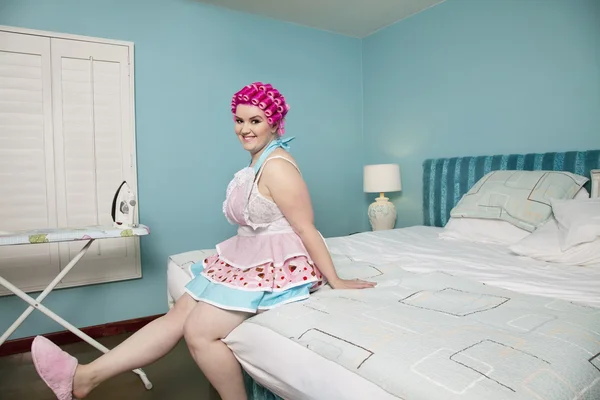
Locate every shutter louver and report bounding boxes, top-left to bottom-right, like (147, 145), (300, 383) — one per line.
(50, 38), (139, 285)
(0, 31), (60, 295)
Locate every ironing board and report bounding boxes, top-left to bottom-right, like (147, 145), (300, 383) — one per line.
(0, 224), (153, 390)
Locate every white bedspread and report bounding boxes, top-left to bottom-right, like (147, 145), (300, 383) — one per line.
(227, 261), (600, 400)
(325, 226), (600, 308)
(225, 226), (600, 400)
(168, 226), (600, 400)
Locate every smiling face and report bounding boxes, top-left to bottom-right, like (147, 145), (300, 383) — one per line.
(234, 104), (278, 157)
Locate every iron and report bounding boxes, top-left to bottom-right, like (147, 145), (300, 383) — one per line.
(111, 181), (138, 229)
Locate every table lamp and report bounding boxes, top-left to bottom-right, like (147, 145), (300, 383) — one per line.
(363, 164), (402, 231)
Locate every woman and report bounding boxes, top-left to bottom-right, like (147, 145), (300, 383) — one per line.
(31, 82), (375, 400)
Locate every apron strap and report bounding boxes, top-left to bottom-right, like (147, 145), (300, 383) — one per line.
(251, 136), (295, 173)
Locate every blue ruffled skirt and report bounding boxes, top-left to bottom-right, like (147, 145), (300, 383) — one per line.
(184, 262), (314, 313)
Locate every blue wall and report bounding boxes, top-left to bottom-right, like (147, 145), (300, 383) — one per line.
(0, 0), (363, 339)
(363, 0), (600, 228)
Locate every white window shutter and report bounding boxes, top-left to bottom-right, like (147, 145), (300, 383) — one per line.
(0, 31), (61, 295)
(49, 37), (140, 285)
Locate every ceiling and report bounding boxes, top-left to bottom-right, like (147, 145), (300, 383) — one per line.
(194, 0), (445, 38)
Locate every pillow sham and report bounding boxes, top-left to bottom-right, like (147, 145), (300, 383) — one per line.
(440, 217), (530, 245)
(509, 217), (600, 265)
(440, 186), (590, 245)
(550, 197), (600, 251)
(450, 170), (588, 232)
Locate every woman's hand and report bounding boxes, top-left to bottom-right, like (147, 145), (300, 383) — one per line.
(329, 278), (376, 290)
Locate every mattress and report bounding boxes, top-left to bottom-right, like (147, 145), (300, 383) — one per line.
(167, 227), (600, 399)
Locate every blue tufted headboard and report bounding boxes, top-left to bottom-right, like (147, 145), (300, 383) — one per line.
(422, 149), (600, 227)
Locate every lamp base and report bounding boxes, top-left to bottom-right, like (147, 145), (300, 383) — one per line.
(368, 195), (397, 231)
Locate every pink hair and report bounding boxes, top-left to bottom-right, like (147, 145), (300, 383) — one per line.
(231, 82), (290, 136)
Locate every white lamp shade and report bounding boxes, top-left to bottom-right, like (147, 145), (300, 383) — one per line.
(363, 164), (402, 193)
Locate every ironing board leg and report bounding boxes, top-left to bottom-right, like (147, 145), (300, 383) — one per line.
(0, 240), (94, 346)
(0, 242), (153, 390)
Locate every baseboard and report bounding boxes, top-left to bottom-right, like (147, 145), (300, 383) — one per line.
(0, 313), (164, 357)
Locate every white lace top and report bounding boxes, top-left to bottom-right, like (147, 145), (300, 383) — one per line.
(223, 156), (301, 231)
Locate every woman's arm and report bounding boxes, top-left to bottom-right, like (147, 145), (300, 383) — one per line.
(261, 158), (375, 290)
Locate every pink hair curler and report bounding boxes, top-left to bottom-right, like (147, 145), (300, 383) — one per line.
(231, 82), (290, 136)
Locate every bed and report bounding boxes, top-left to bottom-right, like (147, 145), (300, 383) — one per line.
(167, 149), (600, 400)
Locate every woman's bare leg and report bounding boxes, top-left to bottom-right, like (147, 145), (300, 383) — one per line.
(73, 293), (197, 398)
(183, 302), (251, 400)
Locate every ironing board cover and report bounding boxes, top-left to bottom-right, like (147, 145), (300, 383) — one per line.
(0, 224), (150, 246)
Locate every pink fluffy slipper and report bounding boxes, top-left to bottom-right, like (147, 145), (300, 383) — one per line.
(31, 335), (78, 400)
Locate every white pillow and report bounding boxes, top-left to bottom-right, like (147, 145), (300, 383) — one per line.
(550, 197), (600, 250)
(439, 217), (530, 245)
(509, 217), (600, 265)
(439, 185), (590, 246)
(575, 186), (590, 199)
(449, 170), (588, 232)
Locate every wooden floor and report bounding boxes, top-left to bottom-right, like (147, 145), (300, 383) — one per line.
(0, 333), (219, 400)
